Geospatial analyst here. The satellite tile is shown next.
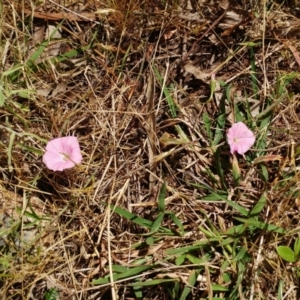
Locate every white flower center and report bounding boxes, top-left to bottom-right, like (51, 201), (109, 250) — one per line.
(60, 152), (71, 161)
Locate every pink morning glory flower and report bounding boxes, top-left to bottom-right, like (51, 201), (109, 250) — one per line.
(43, 136), (82, 171)
(227, 122), (255, 155)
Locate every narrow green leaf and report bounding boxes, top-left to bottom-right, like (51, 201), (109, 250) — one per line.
(203, 112), (212, 141)
(232, 154), (241, 186)
(112, 265), (128, 273)
(27, 40), (49, 66)
(259, 164), (269, 182)
(211, 284), (228, 291)
(179, 269), (199, 300)
(234, 217), (285, 234)
(277, 279), (283, 300)
(92, 265), (154, 285)
(146, 236), (154, 246)
(1, 64), (24, 76)
(202, 192), (228, 201)
(158, 182), (166, 212)
(220, 237), (235, 246)
(110, 205), (152, 228)
(233, 247), (248, 262)
(294, 238), (300, 258)
(150, 213), (164, 234)
(212, 99), (226, 146)
(228, 261), (245, 298)
(175, 255), (186, 266)
(166, 243), (205, 255)
(169, 212), (185, 236)
(152, 65), (177, 117)
(222, 273), (231, 284)
(0, 88), (5, 106)
(119, 265), (153, 277)
(186, 253), (210, 265)
(133, 281), (143, 300)
(212, 148), (225, 187)
(130, 278), (178, 287)
(207, 75), (216, 102)
(16, 142), (43, 155)
(249, 193), (267, 216)
(191, 183), (227, 195)
(223, 198), (249, 217)
(169, 281), (180, 299)
(225, 224), (246, 235)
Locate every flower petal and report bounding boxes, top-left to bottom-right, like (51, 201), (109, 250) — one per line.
(227, 122), (255, 155)
(43, 136), (82, 171)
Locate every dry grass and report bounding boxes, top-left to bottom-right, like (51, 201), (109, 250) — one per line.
(1, 0), (300, 299)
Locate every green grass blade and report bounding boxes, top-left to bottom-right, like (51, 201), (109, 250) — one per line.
(249, 193), (267, 216)
(158, 182), (166, 212)
(234, 217), (285, 233)
(130, 278), (178, 287)
(179, 269), (199, 300)
(92, 265), (154, 285)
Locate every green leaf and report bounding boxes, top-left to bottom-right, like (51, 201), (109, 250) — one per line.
(179, 269), (199, 300)
(44, 288), (59, 300)
(222, 272), (231, 284)
(234, 217), (285, 234)
(224, 198), (249, 217)
(0, 88), (5, 106)
(169, 212), (185, 236)
(203, 112), (212, 141)
(110, 205), (173, 236)
(212, 100), (226, 147)
(220, 237), (235, 246)
(225, 224), (246, 235)
(259, 164), (269, 183)
(213, 148), (225, 187)
(112, 265), (128, 273)
(158, 182), (166, 212)
(202, 192), (228, 201)
(146, 236), (154, 246)
(110, 205), (152, 229)
(276, 246), (296, 263)
(166, 241), (208, 255)
(152, 65), (177, 118)
(169, 281), (180, 299)
(232, 154), (241, 186)
(249, 193), (266, 216)
(186, 253), (210, 265)
(211, 284), (228, 291)
(92, 265), (154, 285)
(175, 255), (186, 266)
(132, 278), (143, 300)
(1, 64), (24, 76)
(15, 89), (36, 99)
(294, 238), (300, 258)
(277, 279), (283, 300)
(150, 213), (164, 234)
(130, 278), (178, 287)
(27, 40), (49, 66)
(233, 247), (248, 262)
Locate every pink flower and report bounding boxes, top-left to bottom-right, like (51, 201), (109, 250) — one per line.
(43, 136), (82, 171)
(227, 122), (255, 155)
